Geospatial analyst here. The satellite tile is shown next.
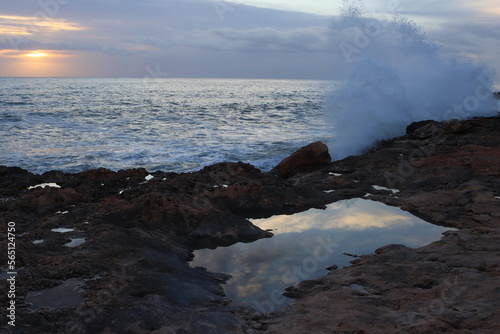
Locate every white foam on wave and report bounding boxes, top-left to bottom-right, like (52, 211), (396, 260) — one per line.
(325, 1), (498, 160)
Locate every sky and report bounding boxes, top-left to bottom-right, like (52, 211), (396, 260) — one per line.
(0, 0), (499, 80)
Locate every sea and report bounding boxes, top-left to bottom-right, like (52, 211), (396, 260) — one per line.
(2, 9), (499, 175)
(0, 78), (335, 174)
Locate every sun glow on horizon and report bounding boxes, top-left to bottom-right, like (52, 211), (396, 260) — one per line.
(0, 49), (81, 77)
(24, 52), (48, 58)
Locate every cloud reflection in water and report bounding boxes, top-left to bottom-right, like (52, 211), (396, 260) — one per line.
(191, 199), (451, 312)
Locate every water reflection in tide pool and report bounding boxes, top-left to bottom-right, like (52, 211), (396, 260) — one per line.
(190, 198), (451, 313)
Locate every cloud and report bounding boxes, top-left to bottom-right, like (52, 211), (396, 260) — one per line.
(207, 26), (332, 52)
(0, 0), (332, 53)
(427, 21), (500, 60)
(0, 14), (85, 39)
(251, 199), (417, 233)
(0, 0), (498, 79)
(451, 22), (500, 40)
(135, 26), (333, 53)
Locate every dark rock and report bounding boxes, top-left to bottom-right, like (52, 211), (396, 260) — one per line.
(374, 243), (410, 254)
(406, 120), (439, 139)
(0, 166), (31, 177)
(262, 228), (500, 334)
(1, 116), (500, 333)
(271, 141), (331, 178)
(256, 116), (500, 333)
(189, 213), (273, 249)
(405, 120), (440, 139)
(0, 160), (335, 333)
(442, 118), (472, 134)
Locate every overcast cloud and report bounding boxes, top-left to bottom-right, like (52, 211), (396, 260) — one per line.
(0, 0), (498, 80)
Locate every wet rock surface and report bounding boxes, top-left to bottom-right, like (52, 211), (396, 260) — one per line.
(1, 116), (499, 333)
(0, 162), (333, 333)
(262, 228), (500, 333)
(258, 116), (500, 333)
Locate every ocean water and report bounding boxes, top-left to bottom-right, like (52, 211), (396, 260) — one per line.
(2, 6), (499, 174)
(0, 78), (333, 174)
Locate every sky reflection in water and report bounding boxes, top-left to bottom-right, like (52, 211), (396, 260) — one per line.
(190, 198), (451, 312)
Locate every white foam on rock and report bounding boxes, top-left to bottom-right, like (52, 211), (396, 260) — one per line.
(28, 183), (61, 190)
(51, 228), (74, 233)
(64, 238), (86, 248)
(372, 185), (400, 194)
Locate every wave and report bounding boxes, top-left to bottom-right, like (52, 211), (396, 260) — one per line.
(325, 1), (498, 160)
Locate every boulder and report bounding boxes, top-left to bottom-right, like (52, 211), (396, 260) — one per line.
(271, 141), (331, 178)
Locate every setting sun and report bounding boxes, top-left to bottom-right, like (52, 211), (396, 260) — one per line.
(0, 50), (78, 76)
(25, 52), (48, 58)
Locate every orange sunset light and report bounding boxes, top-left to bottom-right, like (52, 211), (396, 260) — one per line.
(2, 51), (79, 77)
(24, 52), (48, 58)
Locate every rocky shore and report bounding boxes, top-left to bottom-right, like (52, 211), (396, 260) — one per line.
(1, 116), (499, 333)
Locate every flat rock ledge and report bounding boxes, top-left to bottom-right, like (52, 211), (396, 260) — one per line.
(1, 116), (499, 333)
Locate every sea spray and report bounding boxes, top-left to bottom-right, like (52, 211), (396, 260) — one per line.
(325, 1), (498, 160)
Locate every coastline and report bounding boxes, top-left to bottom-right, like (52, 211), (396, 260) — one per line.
(1, 116), (499, 333)
(259, 116), (500, 333)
